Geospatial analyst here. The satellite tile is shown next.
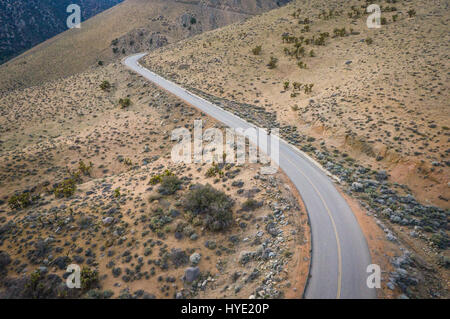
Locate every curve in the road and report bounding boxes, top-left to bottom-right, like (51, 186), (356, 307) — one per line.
(123, 53), (376, 299)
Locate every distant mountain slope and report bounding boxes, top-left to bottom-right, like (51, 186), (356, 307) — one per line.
(0, 0), (291, 92)
(0, 0), (124, 65)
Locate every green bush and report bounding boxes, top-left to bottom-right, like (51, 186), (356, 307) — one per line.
(252, 45), (262, 55)
(99, 81), (111, 91)
(53, 176), (78, 198)
(407, 9), (416, 18)
(158, 175), (182, 195)
(81, 267), (99, 291)
(205, 163), (224, 178)
(8, 192), (32, 210)
(183, 184), (234, 232)
(241, 198), (262, 211)
(78, 160), (93, 176)
(267, 56), (278, 69)
(431, 233), (448, 250)
(150, 169), (174, 185)
(119, 98), (131, 108)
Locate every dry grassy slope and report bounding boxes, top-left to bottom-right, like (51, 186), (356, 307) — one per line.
(0, 0), (289, 92)
(0, 0), (124, 65)
(142, 0), (450, 209)
(0, 59), (309, 299)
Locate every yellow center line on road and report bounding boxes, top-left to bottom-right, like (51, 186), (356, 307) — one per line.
(283, 155), (342, 299)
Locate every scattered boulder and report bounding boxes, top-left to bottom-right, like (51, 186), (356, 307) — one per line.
(189, 253), (201, 265)
(183, 267), (200, 283)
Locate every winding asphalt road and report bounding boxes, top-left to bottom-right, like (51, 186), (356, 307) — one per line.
(123, 53), (376, 299)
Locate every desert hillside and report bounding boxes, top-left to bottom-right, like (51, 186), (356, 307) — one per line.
(0, 0), (123, 65)
(0, 0), (291, 92)
(142, 0), (449, 297)
(0, 59), (309, 298)
(0, 0), (447, 300)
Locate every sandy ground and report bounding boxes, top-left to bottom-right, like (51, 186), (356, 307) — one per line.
(0, 60), (309, 299)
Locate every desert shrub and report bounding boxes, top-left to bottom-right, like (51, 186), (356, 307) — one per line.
(241, 198), (262, 212)
(431, 233), (448, 250)
(150, 175), (162, 185)
(0, 251), (11, 274)
(190, 17), (197, 24)
(158, 175), (182, 195)
(365, 37), (373, 45)
(380, 17), (387, 25)
(0, 271), (78, 299)
(267, 56), (278, 69)
(8, 192), (32, 210)
(407, 9), (416, 17)
(333, 27), (347, 37)
(86, 289), (114, 299)
(205, 163), (224, 178)
(114, 187), (121, 198)
(150, 169), (174, 185)
(283, 81), (290, 90)
(99, 80), (111, 91)
(183, 184), (234, 232)
(78, 160), (93, 176)
(53, 177), (77, 198)
(119, 98), (131, 108)
(149, 208), (173, 232)
(169, 248), (188, 267)
(309, 49), (315, 57)
(252, 45), (262, 55)
(314, 33), (328, 45)
(304, 83), (314, 94)
(81, 267), (99, 291)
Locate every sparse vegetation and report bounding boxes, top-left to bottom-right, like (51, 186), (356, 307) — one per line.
(78, 160), (93, 176)
(252, 45), (262, 55)
(114, 187), (121, 198)
(183, 184), (234, 232)
(100, 80), (111, 91)
(407, 9), (416, 18)
(267, 56), (278, 69)
(158, 175), (182, 195)
(53, 177), (78, 198)
(205, 163), (224, 178)
(150, 169), (174, 184)
(8, 192), (32, 210)
(119, 98), (131, 108)
(81, 267), (99, 291)
(241, 198), (262, 211)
